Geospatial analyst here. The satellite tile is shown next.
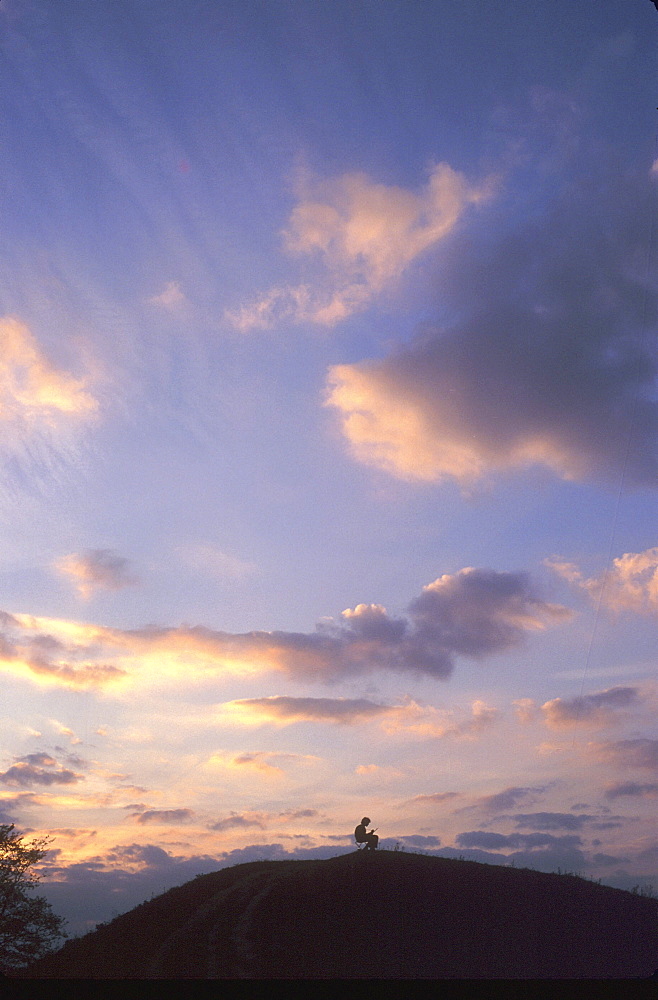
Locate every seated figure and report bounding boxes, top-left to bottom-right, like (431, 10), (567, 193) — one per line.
(354, 816), (378, 851)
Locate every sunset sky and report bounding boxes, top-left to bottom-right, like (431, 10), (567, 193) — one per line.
(1, 0), (657, 937)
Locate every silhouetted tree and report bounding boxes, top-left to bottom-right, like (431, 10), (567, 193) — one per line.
(0, 824), (66, 973)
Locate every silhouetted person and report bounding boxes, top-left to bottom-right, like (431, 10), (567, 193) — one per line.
(354, 816), (378, 851)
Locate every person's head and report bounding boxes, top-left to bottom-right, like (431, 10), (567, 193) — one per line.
(361, 817), (371, 825)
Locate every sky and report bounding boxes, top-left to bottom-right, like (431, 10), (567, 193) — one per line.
(1, 0), (657, 938)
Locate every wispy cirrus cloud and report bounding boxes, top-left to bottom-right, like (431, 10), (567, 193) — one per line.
(210, 751), (319, 779)
(0, 567), (570, 691)
(147, 281), (186, 310)
(177, 544), (258, 581)
(0, 317), (98, 480)
(0, 317), (97, 425)
(222, 694), (498, 741)
(54, 549), (139, 599)
(226, 163), (493, 330)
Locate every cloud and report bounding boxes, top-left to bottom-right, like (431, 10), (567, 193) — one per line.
(0, 615), (129, 690)
(456, 831), (582, 851)
(279, 809), (319, 820)
(512, 698), (537, 724)
(227, 163), (493, 329)
(594, 739), (658, 770)
(508, 812), (594, 831)
(54, 549), (139, 599)
(212, 751), (319, 779)
(177, 544), (258, 581)
(548, 548), (658, 615)
(325, 168), (658, 486)
(49, 720), (83, 744)
(209, 812), (266, 832)
(406, 792), (459, 805)
(133, 809), (195, 825)
(462, 786), (549, 814)
(0, 761), (84, 787)
(381, 699), (499, 740)
(0, 316), (97, 426)
(147, 281), (186, 309)
(604, 782), (658, 800)
(224, 694), (498, 741)
(222, 695), (394, 726)
(20, 752), (57, 767)
(0, 567), (569, 690)
(401, 834), (442, 847)
(541, 686), (640, 728)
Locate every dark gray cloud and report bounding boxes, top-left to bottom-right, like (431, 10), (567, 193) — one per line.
(308, 568), (568, 680)
(20, 752), (57, 767)
(401, 834), (442, 847)
(604, 781), (658, 800)
(0, 762), (83, 787)
(437, 844), (590, 875)
(327, 167), (658, 487)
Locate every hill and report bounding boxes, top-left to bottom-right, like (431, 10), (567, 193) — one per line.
(21, 851), (658, 979)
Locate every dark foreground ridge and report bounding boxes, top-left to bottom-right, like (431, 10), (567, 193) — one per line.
(21, 851), (658, 979)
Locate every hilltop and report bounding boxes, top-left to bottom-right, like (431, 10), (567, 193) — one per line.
(22, 851), (658, 979)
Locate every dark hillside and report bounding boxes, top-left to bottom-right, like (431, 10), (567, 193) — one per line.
(22, 851), (658, 979)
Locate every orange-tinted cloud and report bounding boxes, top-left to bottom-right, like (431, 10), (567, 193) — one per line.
(0, 567), (569, 691)
(547, 548), (658, 615)
(222, 695), (394, 726)
(211, 751), (319, 779)
(133, 809), (194, 825)
(0, 316), (97, 424)
(326, 170), (658, 486)
(227, 164), (493, 330)
(541, 687), (640, 728)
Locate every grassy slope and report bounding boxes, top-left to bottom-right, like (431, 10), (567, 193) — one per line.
(22, 851), (658, 979)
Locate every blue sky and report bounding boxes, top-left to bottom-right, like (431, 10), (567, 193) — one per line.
(1, 0), (657, 937)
